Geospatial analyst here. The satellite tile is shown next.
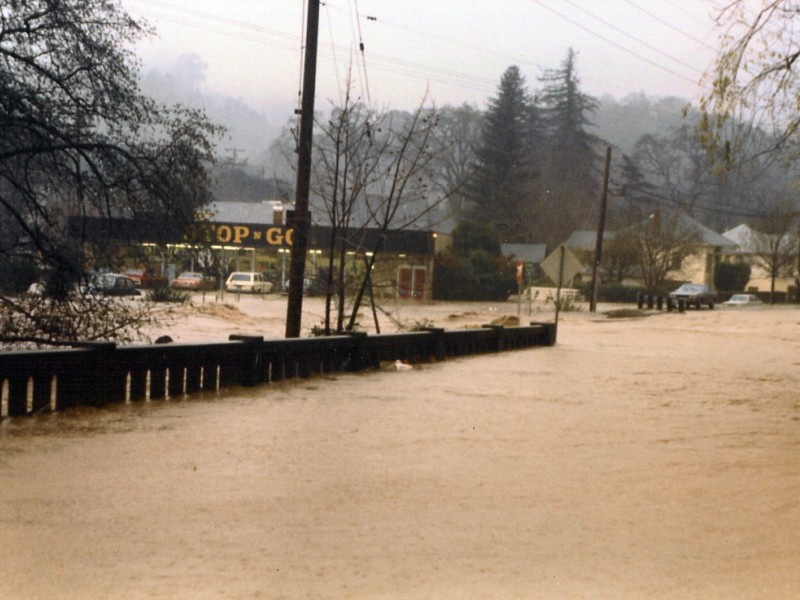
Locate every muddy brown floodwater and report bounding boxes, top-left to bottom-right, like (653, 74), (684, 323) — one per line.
(1, 302), (799, 599)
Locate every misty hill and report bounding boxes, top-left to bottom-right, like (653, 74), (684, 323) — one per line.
(593, 93), (695, 156)
(139, 54), (282, 171)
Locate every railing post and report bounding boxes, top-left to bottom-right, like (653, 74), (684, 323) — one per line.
(7, 374), (28, 417)
(423, 327), (446, 362)
(65, 342), (119, 407)
(481, 324), (505, 352)
(229, 335), (264, 387)
(346, 331), (372, 372)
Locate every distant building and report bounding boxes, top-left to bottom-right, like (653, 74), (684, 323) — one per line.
(70, 199), (440, 300)
(722, 223), (797, 297)
(564, 212), (737, 287)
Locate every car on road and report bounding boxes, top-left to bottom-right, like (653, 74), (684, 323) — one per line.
(225, 271), (272, 294)
(669, 282), (717, 309)
(172, 272), (213, 290)
(724, 293), (762, 306)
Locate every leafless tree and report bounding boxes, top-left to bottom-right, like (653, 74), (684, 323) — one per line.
(629, 211), (701, 295)
(749, 196), (799, 303)
(309, 90), (452, 333)
(0, 0), (220, 347)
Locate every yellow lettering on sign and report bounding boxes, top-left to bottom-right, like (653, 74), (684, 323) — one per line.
(233, 226), (250, 244)
(266, 228), (283, 245)
(285, 228), (293, 246)
(216, 225), (232, 243)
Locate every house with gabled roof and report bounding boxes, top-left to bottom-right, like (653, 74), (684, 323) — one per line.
(722, 223), (797, 297)
(564, 212), (738, 287)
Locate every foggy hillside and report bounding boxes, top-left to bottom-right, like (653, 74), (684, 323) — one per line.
(593, 93), (696, 155)
(140, 54), (282, 174)
(139, 53), (695, 181)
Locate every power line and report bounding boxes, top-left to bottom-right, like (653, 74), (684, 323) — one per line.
(321, 0), (703, 101)
(531, 0), (700, 85)
(349, 0), (372, 107)
(561, 0), (705, 76)
(130, 0), (711, 120)
(131, 0), (497, 94)
(621, 0), (717, 51)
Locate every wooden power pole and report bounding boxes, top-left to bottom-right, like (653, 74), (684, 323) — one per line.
(285, 0), (320, 338)
(589, 146), (612, 313)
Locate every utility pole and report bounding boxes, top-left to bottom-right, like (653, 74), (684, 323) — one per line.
(225, 147), (245, 166)
(589, 146), (612, 313)
(285, 0), (320, 338)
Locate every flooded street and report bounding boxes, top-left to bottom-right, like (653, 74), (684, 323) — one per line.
(1, 305), (800, 599)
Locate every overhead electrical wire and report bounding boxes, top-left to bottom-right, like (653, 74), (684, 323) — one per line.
(324, 4), (344, 106)
(131, 0), (784, 222)
(130, 0), (497, 95)
(349, 0), (372, 107)
(130, 0), (713, 121)
(560, 0), (705, 76)
(620, 0), (717, 51)
(318, 1), (680, 101)
(531, 0), (699, 85)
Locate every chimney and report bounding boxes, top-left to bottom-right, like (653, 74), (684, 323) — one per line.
(272, 202), (283, 226)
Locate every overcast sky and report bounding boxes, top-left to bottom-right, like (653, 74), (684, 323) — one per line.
(125, 0), (725, 122)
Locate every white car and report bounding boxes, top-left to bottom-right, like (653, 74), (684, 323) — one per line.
(724, 293), (762, 306)
(225, 272), (272, 294)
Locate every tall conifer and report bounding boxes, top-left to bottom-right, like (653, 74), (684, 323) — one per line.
(470, 66), (541, 242)
(537, 49), (601, 248)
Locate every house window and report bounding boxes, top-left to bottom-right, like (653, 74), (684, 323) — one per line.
(670, 252), (682, 271)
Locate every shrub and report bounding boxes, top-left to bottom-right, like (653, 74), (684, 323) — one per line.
(552, 294), (585, 312)
(714, 262), (751, 292)
(0, 256), (38, 293)
(433, 252), (514, 301)
(581, 282), (643, 303)
(148, 281), (189, 303)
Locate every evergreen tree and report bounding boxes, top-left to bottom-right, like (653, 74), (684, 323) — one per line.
(470, 66), (541, 242)
(537, 49), (601, 249)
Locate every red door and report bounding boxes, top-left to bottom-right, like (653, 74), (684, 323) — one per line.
(412, 267), (426, 300)
(398, 267), (412, 298)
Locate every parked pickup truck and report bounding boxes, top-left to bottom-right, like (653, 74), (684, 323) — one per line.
(668, 283), (717, 309)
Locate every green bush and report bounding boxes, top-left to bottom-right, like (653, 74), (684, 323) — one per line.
(714, 262), (751, 292)
(433, 221), (515, 301)
(0, 256), (38, 293)
(147, 281), (189, 303)
(433, 252), (515, 301)
(581, 282), (643, 303)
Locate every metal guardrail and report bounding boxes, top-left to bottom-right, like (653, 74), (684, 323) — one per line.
(0, 322), (557, 419)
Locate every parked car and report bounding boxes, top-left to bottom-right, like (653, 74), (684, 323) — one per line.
(172, 272), (213, 290)
(124, 268), (145, 287)
(282, 277), (314, 294)
(225, 271), (272, 294)
(669, 283), (717, 309)
(724, 293), (762, 306)
(89, 273), (141, 297)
